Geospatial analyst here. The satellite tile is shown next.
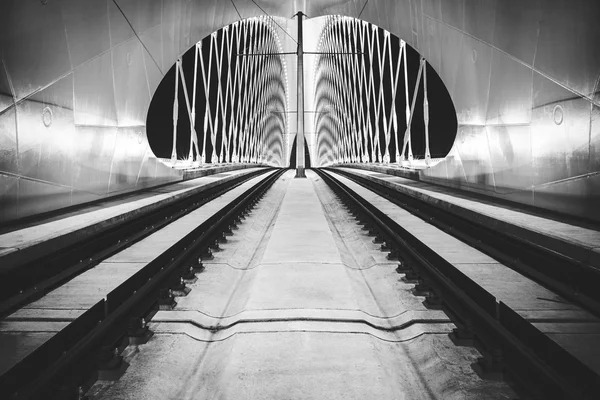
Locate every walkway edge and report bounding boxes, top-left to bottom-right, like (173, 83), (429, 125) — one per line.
(335, 167), (600, 270)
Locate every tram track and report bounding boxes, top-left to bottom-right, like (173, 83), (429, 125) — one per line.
(327, 167), (600, 315)
(316, 168), (600, 400)
(2, 166), (599, 399)
(0, 168), (273, 318)
(0, 168), (286, 400)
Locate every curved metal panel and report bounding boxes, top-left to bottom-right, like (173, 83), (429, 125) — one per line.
(441, 0), (464, 31)
(486, 125), (534, 195)
(454, 34), (492, 125)
(463, 0), (496, 44)
(73, 51), (118, 127)
(0, 107), (18, 175)
(108, 0), (137, 47)
(16, 74), (75, 187)
(492, 0), (542, 66)
(112, 38), (151, 126)
(62, 0), (112, 69)
(486, 49), (533, 125)
(535, 0), (600, 99)
(0, 59), (14, 113)
(531, 72), (592, 186)
(71, 125), (118, 197)
(0, 175), (19, 222)
(0, 0), (72, 100)
(0, 0), (598, 224)
(108, 126), (149, 194)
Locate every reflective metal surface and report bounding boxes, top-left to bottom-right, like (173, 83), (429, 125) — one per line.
(0, 0), (599, 223)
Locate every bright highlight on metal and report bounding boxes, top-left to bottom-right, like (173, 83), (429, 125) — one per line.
(313, 16), (431, 168)
(170, 17), (288, 168)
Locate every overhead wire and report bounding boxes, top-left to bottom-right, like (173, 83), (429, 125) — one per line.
(357, 0), (369, 19)
(251, 0), (298, 44)
(229, 0), (243, 20)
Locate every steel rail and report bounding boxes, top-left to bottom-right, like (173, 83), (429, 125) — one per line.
(327, 167), (600, 316)
(0, 168), (272, 317)
(0, 168), (285, 399)
(316, 168), (600, 400)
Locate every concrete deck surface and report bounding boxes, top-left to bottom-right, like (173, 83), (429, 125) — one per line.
(336, 167), (600, 269)
(0, 167), (266, 271)
(329, 170), (600, 377)
(89, 171), (515, 399)
(0, 171), (277, 377)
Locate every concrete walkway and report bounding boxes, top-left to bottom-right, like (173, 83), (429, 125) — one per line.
(250, 175), (358, 311)
(0, 167), (265, 272)
(92, 171), (513, 400)
(336, 167), (600, 269)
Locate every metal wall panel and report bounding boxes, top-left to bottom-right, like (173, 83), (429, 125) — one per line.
(492, 0), (542, 66)
(140, 24), (165, 72)
(112, 38), (151, 126)
(107, 127), (148, 194)
(0, 107), (18, 175)
(71, 125), (118, 196)
(62, 0), (112, 68)
(531, 72), (591, 186)
(486, 49), (532, 125)
(0, 0), (72, 100)
(17, 178), (72, 220)
(439, 22), (463, 100)
(592, 105), (600, 173)
(441, 0), (464, 31)
(0, 175), (19, 223)
(463, 0), (496, 44)
(454, 34), (492, 125)
(454, 125), (494, 187)
(421, 0), (442, 21)
(0, 0), (598, 224)
(116, 0), (163, 36)
(16, 74), (75, 187)
(0, 0), (181, 224)
(73, 51), (118, 127)
(486, 124), (534, 195)
(108, 0), (137, 47)
(421, 16), (442, 74)
(0, 60), (13, 113)
(143, 47), (163, 99)
(535, 0), (600, 99)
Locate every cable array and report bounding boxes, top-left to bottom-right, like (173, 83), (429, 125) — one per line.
(313, 16), (430, 167)
(171, 17), (289, 167)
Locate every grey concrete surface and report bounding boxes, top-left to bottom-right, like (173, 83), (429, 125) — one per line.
(0, 167), (267, 272)
(0, 171), (277, 375)
(337, 167), (600, 269)
(328, 169), (600, 376)
(89, 170), (516, 399)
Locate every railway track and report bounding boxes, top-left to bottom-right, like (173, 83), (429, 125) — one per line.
(2, 167), (599, 399)
(327, 167), (600, 315)
(0, 168), (285, 400)
(0, 168), (273, 317)
(316, 168), (600, 400)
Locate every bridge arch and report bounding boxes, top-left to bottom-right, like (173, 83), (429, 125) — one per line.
(0, 1), (598, 223)
(310, 15), (456, 168)
(146, 17), (289, 168)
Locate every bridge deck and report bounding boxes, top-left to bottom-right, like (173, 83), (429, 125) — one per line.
(337, 167), (600, 269)
(0, 166), (265, 272)
(0, 172), (276, 377)
(329, 170), (600, 376)
(87, 170), (514, 399)
(3, 168), (596, 398)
